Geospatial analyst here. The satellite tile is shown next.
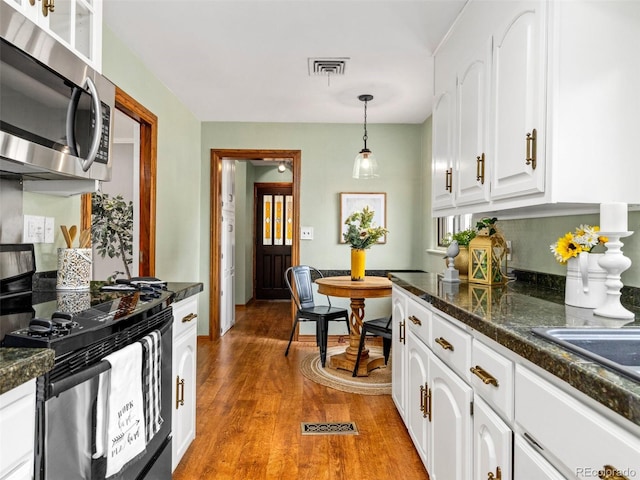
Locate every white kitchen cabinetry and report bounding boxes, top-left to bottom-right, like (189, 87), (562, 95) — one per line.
(0, 379), (35, 480)
(406, 330), (431, 470)
(490, 0), (546, 202)
(473, 396), (512, 480)
(2, 0), (102, 70)
(171, 296), (198, 472)
(513, 435), (565, 480)
(515, 364), (640, 479)
(432, 0), (640, 217)
(432, 32), (491, 210)
(429, 351), (472, 480)
(391, 287), (408, 420)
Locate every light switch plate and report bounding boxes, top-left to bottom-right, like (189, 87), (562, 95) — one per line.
(24, 215), (45, 243)
(301, 226), (314, 240)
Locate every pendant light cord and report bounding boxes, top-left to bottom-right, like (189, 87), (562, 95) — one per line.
(362, 98), (368, 150)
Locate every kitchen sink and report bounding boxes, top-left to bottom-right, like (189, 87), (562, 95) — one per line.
(531, 327), (640, 383)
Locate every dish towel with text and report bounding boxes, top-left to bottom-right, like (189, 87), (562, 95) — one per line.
(93, 342), (146, 478)
(140, 330), (163, 442)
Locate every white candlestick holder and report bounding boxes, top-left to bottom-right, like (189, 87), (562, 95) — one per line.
(593, 231), (634, 320)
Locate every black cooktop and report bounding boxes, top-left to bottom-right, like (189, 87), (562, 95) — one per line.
(2, 289), (172, 356)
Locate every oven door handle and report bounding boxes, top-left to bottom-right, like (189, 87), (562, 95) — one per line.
(49, 359), (110, 397)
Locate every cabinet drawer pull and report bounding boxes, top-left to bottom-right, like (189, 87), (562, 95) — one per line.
(435, 336), (454, 351)
(399, 320), (406, 344)
(470, 365), (499, 387)
(599, 466), (629, 480)
(476, 153), (485, 184)
(525, 128), (537, 169)
(408, 315), (422, 326)
(176, 376), (185, 409)
(523, 432), (543, 451)
(182, 313), (198, 323)
(488, 466), (502, 480)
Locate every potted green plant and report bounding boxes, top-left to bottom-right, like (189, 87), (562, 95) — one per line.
(91, 192), (134, 280)
(442, 228), (476, 279)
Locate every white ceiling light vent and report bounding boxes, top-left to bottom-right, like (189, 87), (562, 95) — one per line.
(308, 57), (349, 76)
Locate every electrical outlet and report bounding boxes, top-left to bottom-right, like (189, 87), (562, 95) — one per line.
(301, 226), (314, 240)
(24, 215), (45, 243)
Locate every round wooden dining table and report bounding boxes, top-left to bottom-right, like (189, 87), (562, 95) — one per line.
(315, 275), (392, 376)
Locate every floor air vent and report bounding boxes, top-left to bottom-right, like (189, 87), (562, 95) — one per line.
(301, 422), (359, 435)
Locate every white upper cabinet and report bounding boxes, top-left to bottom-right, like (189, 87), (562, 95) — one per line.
(432, 0), (640, 217)
(490, 1), (546, 201)
(2, 0), (102, 70)
(432, 90), (456, 210)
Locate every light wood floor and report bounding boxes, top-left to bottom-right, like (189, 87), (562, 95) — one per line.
(172, 300), (428, 480)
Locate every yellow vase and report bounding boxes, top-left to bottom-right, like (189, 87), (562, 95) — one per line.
(351, 248), (366, 281)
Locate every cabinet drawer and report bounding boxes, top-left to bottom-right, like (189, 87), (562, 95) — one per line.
(405, 297), (431, 347)
(471, 339), (514, 421)
(430, 312), (471, 381)
(172, 296), (199, 338)
(515, 365), (640, 478)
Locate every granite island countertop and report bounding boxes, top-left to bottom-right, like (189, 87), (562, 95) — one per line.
(389, 271), (640, 429)
(0, 281), (203, 395)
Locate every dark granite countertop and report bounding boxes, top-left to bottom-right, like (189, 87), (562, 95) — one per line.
(0, 281), (203, 396)
(389, 271), (640, 429)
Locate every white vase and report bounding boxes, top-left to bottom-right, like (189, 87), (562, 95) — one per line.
(565, 252), (607, 309)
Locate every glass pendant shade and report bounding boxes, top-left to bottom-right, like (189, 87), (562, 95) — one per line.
(352, 149), (379, 179)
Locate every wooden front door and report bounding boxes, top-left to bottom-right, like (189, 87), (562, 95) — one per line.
(255, 183), (292, 300)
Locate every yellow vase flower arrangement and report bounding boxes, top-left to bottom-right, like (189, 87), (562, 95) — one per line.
(343, 206), (388, 281)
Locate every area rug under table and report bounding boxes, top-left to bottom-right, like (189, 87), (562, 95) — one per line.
(299, 346), (391, 395)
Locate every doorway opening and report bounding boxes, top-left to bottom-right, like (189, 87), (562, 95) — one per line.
(210, 149), (301, 341)
(81, 87), (158, 277)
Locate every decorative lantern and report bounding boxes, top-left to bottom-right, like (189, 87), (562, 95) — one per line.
(468, 231), (508, 285)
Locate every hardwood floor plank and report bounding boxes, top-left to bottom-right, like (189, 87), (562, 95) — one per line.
(172, 300), (428, 479)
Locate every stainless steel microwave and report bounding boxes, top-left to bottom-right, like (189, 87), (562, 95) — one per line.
(0, 2), (115, 185)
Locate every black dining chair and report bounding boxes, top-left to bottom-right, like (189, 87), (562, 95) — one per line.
(284, 265), (350, 367)
(352, 316), (392, 376)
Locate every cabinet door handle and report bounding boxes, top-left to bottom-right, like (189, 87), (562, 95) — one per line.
(408, 315), (422, 326)
(470, 365), (499, 387)
(476, 153), (485, 184)
(445, 167), (453, 193)
(488, 466), (502, 480)
(176, 376), (185, 409)
(399, 320), (406, 344)
(435, 336), (454, 351)
(525, 128), (537, 169)
(599, 466), (629, 480)
(42, 0), (54, 16)
(182, 313), (198, 323)
(419, 383), (432, 421)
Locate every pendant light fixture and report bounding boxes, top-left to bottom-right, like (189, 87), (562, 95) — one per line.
(352, 94), (379, 179)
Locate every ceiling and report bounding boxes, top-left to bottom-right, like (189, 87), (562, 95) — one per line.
(103, 0), (466, 124)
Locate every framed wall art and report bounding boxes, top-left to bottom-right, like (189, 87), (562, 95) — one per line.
(339, 192), (387, 244)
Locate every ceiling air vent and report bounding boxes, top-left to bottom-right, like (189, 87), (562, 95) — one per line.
(308, 57), (349, 76)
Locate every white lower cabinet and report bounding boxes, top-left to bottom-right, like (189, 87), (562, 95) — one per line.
(171, 296), (199, 472)
(429, 352), (472, 480)
(0, 379), (36, 480)
(406, 330), (431, 469)
(391, 287), (408, 420)
(395, 285), (640, 480)
(473, 396), (512, 480)
(513, 435), (565, 480)
(515, 364), (640, 479)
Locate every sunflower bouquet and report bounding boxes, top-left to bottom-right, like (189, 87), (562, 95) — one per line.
(549, 224), (608, 264)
